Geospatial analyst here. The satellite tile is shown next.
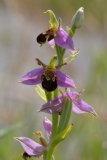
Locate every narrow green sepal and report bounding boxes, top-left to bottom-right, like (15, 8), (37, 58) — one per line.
(44, 10), (59, 28)
(43, 150), (48, 160)
(55, 44), (64, 67)
(63, 50), (79, 64)
(51, 124), (73, 147)
(35, 85), (47, 102)
(57, 97), (72, 134)
(66, 26), (74, 38)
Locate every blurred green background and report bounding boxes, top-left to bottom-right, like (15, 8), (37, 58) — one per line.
(0, 0), (107, 160)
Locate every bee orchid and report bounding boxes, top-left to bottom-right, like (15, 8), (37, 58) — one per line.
(39, 90), (97, 117)
(37, 10), (76, 54)
(14, 117), (52, 158)
(19, 56), (76, 92)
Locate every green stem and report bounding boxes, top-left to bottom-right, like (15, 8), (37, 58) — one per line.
(45, 90), (53, 101)
(54, 87), (58, 98)
(43, 150), (48, 160)
(62, 48), (66, 55)
(71, 26), (76, 37)
(51, 114), (58, 140)
(51, 88), (59, 140)
(50, 79), (59, 140)
(55, 44), (64, 66)
(45, 89), (58, 160)
(46, 146), (54, 160)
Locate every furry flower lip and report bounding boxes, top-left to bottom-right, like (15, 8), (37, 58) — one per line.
(36, 10), (76, 54)
(19, 56), (76, 92)
(22, 152), (31, 160)
(37, 28), (54, 45)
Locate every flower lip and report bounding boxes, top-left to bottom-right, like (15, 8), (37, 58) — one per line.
(36, 28), (54, 45)
(41, 73), (58, 92)
(37, 29), (54, 46)
(36, 32), (48, 45)
(23, 152), (31, 159)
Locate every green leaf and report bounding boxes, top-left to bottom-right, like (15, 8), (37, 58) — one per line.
(0, 123), (22, 138)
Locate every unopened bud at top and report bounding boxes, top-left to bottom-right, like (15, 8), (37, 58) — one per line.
(71, 7), (84, 29)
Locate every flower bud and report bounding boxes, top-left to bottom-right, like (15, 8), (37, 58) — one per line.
(71, 7), (84, 29)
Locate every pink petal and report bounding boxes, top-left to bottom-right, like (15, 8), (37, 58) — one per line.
(73, 98), (97, 116)
(55, 28), (75, 54)
(15, 137), (45, 156)
(20, 68), (43, 85)
(48, 39), (55, 48)
(56, 70), (76, 88)
(43, 117), (52, 140)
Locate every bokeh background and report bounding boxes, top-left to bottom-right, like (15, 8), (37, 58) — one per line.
(0, 0), (107, 160)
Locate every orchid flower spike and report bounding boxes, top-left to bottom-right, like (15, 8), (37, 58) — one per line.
(36, 10), (76, 54)
(39, 89), (97, 117)
(14, 117), (52, 159)
(19, 56), (76, 92)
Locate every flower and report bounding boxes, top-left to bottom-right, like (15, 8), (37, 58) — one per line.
(36, 10), (76, 54)
(39, 90), (97, 116)
(19, 56), (76, 92)
(14, 117), (52, 158)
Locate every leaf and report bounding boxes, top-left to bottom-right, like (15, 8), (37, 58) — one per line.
(0, 123), (22, 138)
